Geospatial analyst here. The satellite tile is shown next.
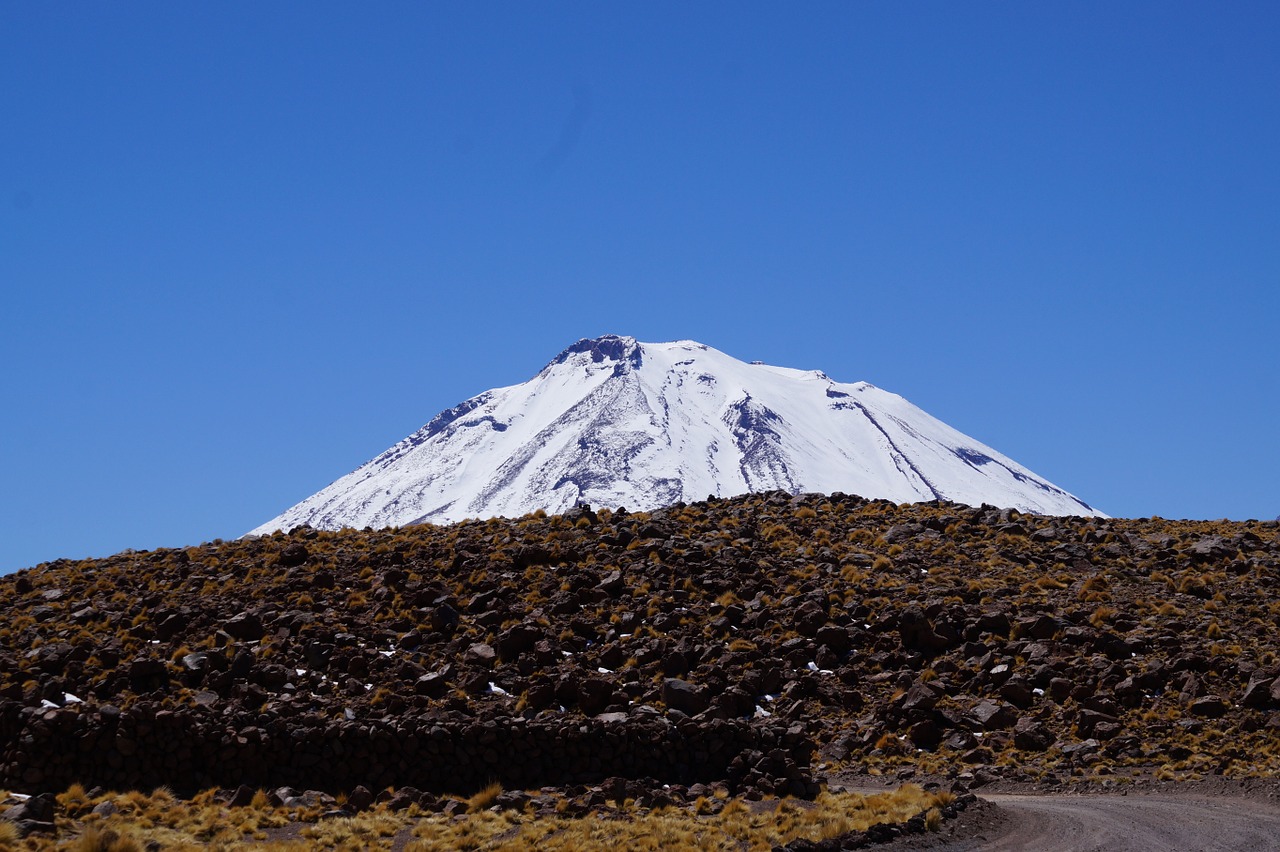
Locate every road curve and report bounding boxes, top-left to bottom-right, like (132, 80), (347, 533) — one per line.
(976, 792), (1280, 852)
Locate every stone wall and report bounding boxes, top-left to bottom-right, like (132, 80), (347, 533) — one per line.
(0, 700), (813, 796)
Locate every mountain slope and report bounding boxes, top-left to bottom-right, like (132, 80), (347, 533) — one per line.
(250, 336), (1101, 535)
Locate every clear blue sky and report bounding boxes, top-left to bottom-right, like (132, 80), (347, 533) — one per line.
(3, 2), (1277, 572)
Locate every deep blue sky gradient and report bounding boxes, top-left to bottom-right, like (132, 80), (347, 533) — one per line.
(3, 3), (1278, 572)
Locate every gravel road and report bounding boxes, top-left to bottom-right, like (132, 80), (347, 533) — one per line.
(956, 792), (1280, 852)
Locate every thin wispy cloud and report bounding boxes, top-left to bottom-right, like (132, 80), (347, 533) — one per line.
(538, 84), (593, 173)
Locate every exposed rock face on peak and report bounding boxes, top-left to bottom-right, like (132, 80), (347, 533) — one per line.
(547, 334), (645, 371)
(249, 336), (1101, 535)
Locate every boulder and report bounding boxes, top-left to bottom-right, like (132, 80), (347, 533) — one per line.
(428, 604), (460, 633)
(969, 700), (1018, 730)
(3, 793), (56, 825)
(899, 682), (939, 713)
(464, 643), (496, 668)
(1190, 695), (1229, 718)
(999, 676), (1034, 709)
(278, 543), (310, 567)
(180, 652), (209, 674)
(1077, 709), (1119, 738)
(899, 607), (948, 653)
(1243, 673), (1276, 709)
(1114, 677), (1144, 708)
(577, 677), (615, 715)
(907, 719), (941, 750)
(793, 601), (827, 637)
(128, 657), (168, 679)
(1190, 536), (1232, 561)
(228, 785), (256, 808)
(1025, 615), (1069, 641)
(1013, 717), (1052, 751)
(495, 624), (542, 661)
(662, 678), (710, 715)
(1061, 738), (1101, 759)
(1048, 677), (1074, 702)
(348, 785), (374, 812)
(224, 612), (265, 641)
(597, 570), (626, 597)
(415, 672), (449, 697)
(815, 625), (851, 654)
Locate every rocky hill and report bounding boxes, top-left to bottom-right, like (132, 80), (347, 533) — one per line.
(3, 493), (1277, 804)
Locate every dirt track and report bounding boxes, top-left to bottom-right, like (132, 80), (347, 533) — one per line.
(944, 792), (1280, 852)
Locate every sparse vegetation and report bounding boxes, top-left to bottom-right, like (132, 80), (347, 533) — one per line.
(407, 785), (953, 852)
(466, 781), (503, 813)
(0, 490), (1276, 833)
(0, 782), (954, 851)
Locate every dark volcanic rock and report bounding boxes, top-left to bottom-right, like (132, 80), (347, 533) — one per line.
(224, 612), (265, 641)
(1190, 695), (1229, 718)
(970, 700), (1018, 730)
(464, 643), (496, 668)
(415, 671), (450, 697)
(278, 543), (310, 567)
(662, 678), (710, 715)
(898, 682), (939, 713)
(128, 657), (167, 679)
(1013, 717), (1052, 751)
(1242, 672), (1276, 709)
(4, 793), (55, 824)
(495, 624), (542, 661)
(899, 607), (949, 653)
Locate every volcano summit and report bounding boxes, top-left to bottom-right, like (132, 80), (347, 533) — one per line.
(250, 335), (1100, 535)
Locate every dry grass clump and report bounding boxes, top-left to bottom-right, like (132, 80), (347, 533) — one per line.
(0, 820), (22, 848)
(467, 781), (504, 813)
(407, 785), (950, 852)
(67, 825), (143, 852)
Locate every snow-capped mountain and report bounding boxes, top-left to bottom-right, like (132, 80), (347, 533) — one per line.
(249, 336), (1102, 535)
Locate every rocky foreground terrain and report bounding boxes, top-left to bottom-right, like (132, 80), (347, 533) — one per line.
(1, 492), (1278, 843)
